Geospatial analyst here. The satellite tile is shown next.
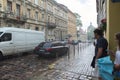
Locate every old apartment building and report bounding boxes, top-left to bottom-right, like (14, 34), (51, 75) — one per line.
(45, 0), (68, 41)
(68, 9), (77, 40)
(0, 0), (46, 30)
(0, 0), (77, 41)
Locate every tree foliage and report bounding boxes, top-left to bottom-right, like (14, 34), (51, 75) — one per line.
(74, 13), (82, 27)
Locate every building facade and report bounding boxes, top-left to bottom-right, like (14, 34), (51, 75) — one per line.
(96, 0), (107, 27)
(79, 28), (87, 42)
(67, 10), (77, 41)
(96, 0), (120, 51)
(106, 0), (120, 51)
(45, 1), (68, 41)
(0, 0), (46, 31)
(0, 0), (76, 41)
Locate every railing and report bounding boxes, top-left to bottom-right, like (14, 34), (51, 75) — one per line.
(2, 11), (27, 22)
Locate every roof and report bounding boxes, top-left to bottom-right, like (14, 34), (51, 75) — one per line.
(0, 27), (44, 33)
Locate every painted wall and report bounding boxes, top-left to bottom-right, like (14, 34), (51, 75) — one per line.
(68, 11), (77, 40)
(107, 0), (120, 51)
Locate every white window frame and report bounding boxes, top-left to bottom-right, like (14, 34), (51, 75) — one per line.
(27, 9), (30, 18)
(35, 0), (38, 5)
(35, 11), (38, 20)
(7, 0), (12, 12)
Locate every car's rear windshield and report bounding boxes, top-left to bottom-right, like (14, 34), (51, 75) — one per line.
(43, 43), (52, 48)
(38, 42), (45, 47)
(0, 32), (3, 35)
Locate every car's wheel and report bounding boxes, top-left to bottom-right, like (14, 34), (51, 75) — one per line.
(0, 52), (3, 61)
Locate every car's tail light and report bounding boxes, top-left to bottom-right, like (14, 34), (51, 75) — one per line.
(35, 46), (39, 50)
(46, 48), (53, 51)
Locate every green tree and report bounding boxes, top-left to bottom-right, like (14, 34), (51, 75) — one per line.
(74, 13), (82, 27)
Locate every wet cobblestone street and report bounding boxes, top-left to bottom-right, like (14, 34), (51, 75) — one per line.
(0, 53), (56, 80)
(0, 43), (97, 80)
(31, 43), (97, 80)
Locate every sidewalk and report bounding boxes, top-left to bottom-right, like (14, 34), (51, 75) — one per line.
(32, 43), (97, 80)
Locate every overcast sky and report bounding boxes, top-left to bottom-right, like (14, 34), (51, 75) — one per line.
(55, 0), (97, 30)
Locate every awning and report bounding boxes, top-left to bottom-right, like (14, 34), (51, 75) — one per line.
(112, 0), (120, 2)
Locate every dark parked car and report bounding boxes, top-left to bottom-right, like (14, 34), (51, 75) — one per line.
(61, 40), (68, 46)
(72, 40), (79, 45)
(34, 41), (68, 57)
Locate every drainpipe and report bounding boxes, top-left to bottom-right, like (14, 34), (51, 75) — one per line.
(45, 0), (47, 41)
(23, 0), (26, 28)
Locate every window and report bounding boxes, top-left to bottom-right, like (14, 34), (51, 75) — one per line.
(0, 33), (12, 42)
(52, 43), (63, 47)
(42, 14), (44, 19)
(16, 4), (20, 17)
(43, 43), (52, 48)
(47, 3), (50, 11)
(17, 26), (20, 28)
(55, 19), (57, 24)
(35, 0), (38, 5)
(41, 26), (44, 31)
(35, 12), (38, 20)
(7, 0), (12, 12)
(8, 24), (12, 27)
(48, 30), (51, 35)
(51, 30), (53, 35)
(27, 27), (30, 29)
(102, 0), (105, 4)
(0, 32), (3, 35)
(41, 0), (44, 7)
(48, 16), (50, 22)
(27, 9), (30, 18)
(35, 27), (39, 31)
(38, 42), (45, 47)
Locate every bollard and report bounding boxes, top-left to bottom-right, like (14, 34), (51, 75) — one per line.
(79, 43), (81, 51)
(67, 44), (70, 60)
(74, 44), (75, 57)
(78, 43), (79, 54)
(56, 50), (58, 59)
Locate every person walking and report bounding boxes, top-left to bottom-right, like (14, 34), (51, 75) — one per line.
(93, 28), (108, 80)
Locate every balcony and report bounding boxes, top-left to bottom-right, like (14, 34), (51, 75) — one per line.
(2, 12), (27, 24)
(46, 22), (56, 29)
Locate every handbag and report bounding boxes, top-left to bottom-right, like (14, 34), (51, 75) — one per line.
(97, 56), (114, 80)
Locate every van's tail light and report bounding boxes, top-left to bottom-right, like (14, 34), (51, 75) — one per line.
(46, 48), (53, 52)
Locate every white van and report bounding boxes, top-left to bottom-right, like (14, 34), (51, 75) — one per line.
(0, 27), (45, 59)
